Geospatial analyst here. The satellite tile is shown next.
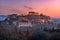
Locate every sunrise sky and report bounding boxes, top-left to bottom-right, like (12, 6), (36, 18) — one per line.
(0, 0), (60, 18)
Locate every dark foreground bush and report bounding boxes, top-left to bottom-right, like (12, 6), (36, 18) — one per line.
(27, 31), (46, 40)
(50, 33), (60, 40)
(0, 31), (22, 40)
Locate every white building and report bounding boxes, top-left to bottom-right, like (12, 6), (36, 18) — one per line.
(17, 22), (32, 28)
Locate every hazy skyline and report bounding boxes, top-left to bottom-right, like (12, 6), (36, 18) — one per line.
(0, 0), (60, 18)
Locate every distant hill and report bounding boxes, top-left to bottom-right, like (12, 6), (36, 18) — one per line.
(0, 15), (7, 21)
(52, 18), (60, 24)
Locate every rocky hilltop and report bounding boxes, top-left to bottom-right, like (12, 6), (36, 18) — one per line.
(0, 11), (59, 31)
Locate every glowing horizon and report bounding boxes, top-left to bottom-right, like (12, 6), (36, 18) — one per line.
(0, 0), (60, 18)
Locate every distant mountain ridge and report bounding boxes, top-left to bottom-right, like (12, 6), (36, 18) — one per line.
(52, 18), (60, 24)
(0, 15), (7, 21)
